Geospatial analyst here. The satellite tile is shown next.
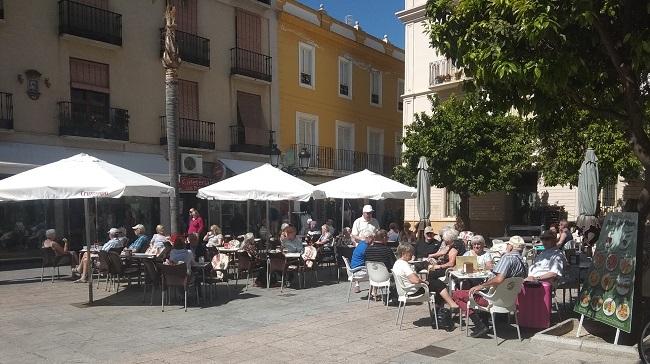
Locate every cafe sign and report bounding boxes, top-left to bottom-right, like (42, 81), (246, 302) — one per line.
(574, 212), (637, 333)
(179, 175), (211, 193)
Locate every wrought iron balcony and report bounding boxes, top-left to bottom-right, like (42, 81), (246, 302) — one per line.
(288, 144), (399, 176)
(230, 47), (272, 82)
(230, 125), (274, 154)
(58, 101), (129, 141)
(0, 92), (13, 129)
(58, 0), (122, 46)
(160, 28), (210, 67)
(160, 116), (215, 150)
(429, 58), (465, 87)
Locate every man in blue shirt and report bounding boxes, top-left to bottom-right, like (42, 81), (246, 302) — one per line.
(349, 229), (374, 292)
(127, 224), (149, 253)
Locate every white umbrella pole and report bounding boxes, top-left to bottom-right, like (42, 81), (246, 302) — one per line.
(341, 198), (345, 230)
(266, 201), (270, 238)
(83, 198), (93, 304)
(246, 200), (250, 233)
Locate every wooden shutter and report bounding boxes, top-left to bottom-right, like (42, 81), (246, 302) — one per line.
(170, 0), (197, 34)
(237, 91), (266, 145)
(236, 9), (262, 52)
(70, 58), (109, 93)
(178, 79), (199, 119)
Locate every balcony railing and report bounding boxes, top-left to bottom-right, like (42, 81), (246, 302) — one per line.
(58, 0), (122, 46)
(58, 101), (129, 141)
(160, 28), (210, 67)
(159, 116), (215, 150)
(289, 144), (400, 176)
(230, 47), (272, 82)
(230, 125), (274, 154)
(0, 92), (13, 129)
(429, 58), (465, 86)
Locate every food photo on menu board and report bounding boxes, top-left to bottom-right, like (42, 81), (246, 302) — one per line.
(575, 212), (637, 333)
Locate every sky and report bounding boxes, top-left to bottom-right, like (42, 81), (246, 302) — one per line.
(297, 0), (405, 49)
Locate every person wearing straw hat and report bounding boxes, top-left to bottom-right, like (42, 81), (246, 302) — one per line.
(351, 205), (379, 243)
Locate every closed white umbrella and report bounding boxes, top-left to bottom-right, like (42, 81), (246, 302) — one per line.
(0, 153), (174, 303)
(197, 163), (318, 202)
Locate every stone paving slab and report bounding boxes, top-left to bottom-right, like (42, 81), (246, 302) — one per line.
(0, 267), (642, 364)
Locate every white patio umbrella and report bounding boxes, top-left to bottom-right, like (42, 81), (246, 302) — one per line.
(197, 163), (319, 201)
(313, 169), (416, 228)
(0, 153), (174, 303)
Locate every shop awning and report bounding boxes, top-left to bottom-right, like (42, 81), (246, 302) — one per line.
(0, 142), (170, 182)
(219, 158), (264, 175)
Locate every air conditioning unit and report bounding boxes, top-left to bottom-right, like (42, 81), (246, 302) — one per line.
(180, 153), (203, 174)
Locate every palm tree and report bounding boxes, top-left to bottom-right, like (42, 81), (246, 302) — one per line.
(162, 4), (181, 234)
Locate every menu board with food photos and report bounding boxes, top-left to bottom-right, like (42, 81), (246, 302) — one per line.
(574, 212), (637, 333)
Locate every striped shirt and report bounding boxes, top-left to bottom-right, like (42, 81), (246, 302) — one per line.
(492, 252), (528, 278)
(365, 244), (397, 271)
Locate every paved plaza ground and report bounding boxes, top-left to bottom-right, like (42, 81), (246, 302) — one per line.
(0, 266), (641, 364)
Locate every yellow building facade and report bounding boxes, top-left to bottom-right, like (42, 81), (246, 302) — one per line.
(276, 0), (405, 187)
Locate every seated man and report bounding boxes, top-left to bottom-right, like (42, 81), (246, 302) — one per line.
(349, 229), (374, 293)
(126, 224), (149, 253)
(73, 228), (123, 283)
(414, 226), (441, 259)
(365, 229), (396, 272)
(453, 237), (528, 337)
(527, 230), (567, 283)
(186, 232), (206, 262)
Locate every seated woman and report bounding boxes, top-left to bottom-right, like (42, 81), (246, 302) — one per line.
(204, 224), (223, 248)
(463, 235), (493, 271)
(150, 225), (168, 248)
(387, 223), (400, 242)
(315, 224), (333, 246)
(398, 222), (415, 243)
(42, 229), (77, 266)
(280, 224), (303, 253)
(392, 243), (458, 327)
(333, 227), (353, 247)
(425, 229), (465, 302)
(168, 234), (196, 267)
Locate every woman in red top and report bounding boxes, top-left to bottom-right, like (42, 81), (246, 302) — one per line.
(187, 208), (205, 237)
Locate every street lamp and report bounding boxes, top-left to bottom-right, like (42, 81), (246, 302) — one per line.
(268, 144), (311, 176)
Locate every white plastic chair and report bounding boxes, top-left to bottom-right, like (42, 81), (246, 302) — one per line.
(342, 256), (368, 302)
(466, 277), (524, 345)
(366, 261), (392, 309)
(392, 271), (437, 330)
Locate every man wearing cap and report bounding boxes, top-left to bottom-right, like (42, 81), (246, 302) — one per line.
(452, 236), (528, 337)
(527, 230), (567, 283)
(126, 224), (149, 253)
(351, 205), (380, 242)
(73, 228), (123, 283)
(415, 226), (441, 259)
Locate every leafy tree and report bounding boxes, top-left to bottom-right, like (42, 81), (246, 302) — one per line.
(394, 92), (532, 230)
(534, 106), (641, 189)
(424, 0), (650, 215)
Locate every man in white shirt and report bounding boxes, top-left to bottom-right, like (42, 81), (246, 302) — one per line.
(351, 205), (379, 242)
(527, 230), (567, 283)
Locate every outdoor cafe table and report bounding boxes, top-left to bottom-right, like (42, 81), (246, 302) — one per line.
(448, 270), (491, 291)
(265, 251), (301, 289)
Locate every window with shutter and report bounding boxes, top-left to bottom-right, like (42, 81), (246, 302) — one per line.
(367, 128), (384, 172)
(170, 0), (197, 34)
(336, 122), (355, 170)
(299, 42), (315, 88)
(178, 79), (199, 120)
(370, 70), (382, 105)
(338, 57), (352, 98)
(445, 190), (461, 217)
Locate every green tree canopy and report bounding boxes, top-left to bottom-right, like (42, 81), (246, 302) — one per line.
(394, 92), (532, 229)
(424, 0), (649, 204)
